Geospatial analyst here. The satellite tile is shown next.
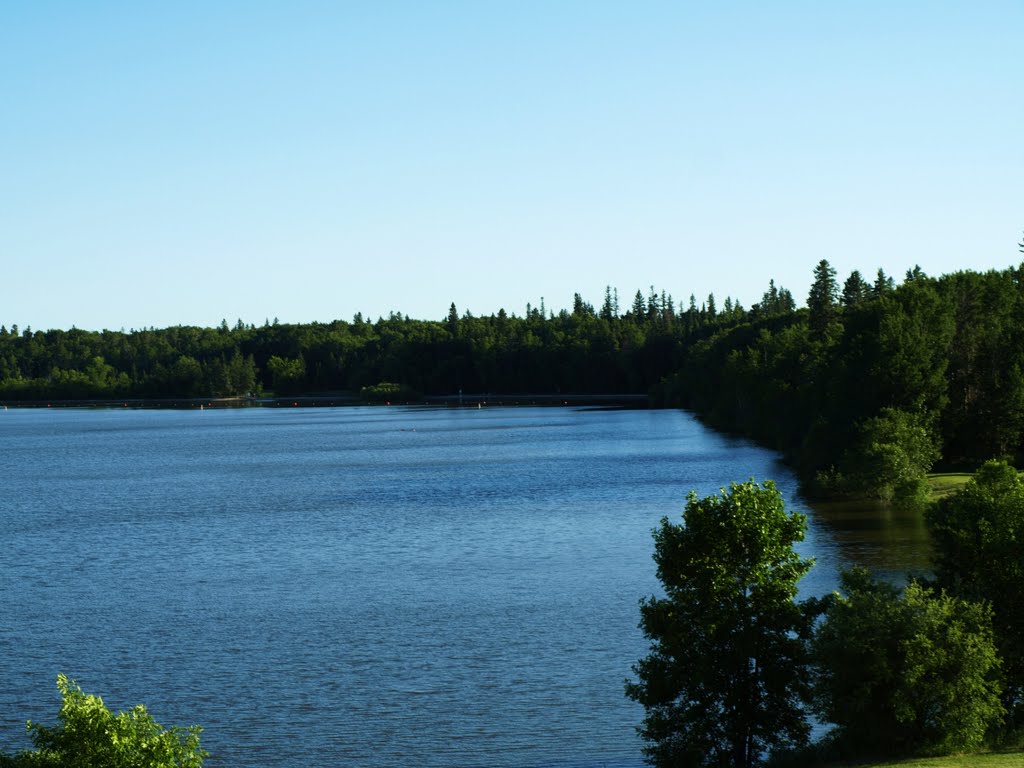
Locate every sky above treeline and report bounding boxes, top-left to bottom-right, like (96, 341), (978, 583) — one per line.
(2, 2), (1022, 332)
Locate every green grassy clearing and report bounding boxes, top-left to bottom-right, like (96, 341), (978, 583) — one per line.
(926, 472), (974, 499)
(853, 752), (1024, 767)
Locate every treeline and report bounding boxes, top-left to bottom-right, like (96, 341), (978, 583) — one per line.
(660, 261), (1024, 497)
(0, 288), (757, 401)
(5, 258), (1024, 496)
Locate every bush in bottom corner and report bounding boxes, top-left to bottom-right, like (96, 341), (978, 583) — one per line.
(2, 675), (206, 768)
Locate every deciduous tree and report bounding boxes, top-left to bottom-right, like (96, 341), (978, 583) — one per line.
(1, 675), (206, 768)
(927, 460), (1024, 722)
(626, 480), (814, 768)
(811, 569), (1003, 758)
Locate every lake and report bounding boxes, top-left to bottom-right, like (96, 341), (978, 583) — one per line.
(0, 406), (930, 767)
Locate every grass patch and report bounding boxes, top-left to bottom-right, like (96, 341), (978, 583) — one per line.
(852, 752), (1024, 767)
(926, 472), (974, 500)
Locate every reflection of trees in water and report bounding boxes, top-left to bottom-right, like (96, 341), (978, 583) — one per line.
(805, 498), (932, 577)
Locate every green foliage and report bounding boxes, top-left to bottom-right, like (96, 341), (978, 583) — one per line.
(844, 408), (941, 503)
(265, 354), (306, 395)
(668, 263), (980, 490)
(0, 286), (728, 401)
(2, 675), (206, 768)
(811, 569), (1004, 759)
(941, 269), (1024, 463)
(626, 480), (814, 768)
(927, 460), (1024, 720)
(359, 381), (419, 402)
(841, 270), (870, 307)
(808, 259), (840, 340)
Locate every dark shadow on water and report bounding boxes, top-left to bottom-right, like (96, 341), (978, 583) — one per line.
(806, 497), (933, 580)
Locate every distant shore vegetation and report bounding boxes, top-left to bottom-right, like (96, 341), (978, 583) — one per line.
(5, 255), (1024, 500)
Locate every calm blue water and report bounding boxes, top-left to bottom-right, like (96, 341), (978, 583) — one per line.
(0, 407), (923, 767)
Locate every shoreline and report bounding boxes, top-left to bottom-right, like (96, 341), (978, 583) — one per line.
(0, 392), (650, 410)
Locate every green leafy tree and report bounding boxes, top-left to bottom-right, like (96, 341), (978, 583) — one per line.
(1, 675), (206, 768)
(927, 460), (1024, 721)
(626, 480), (814, 768)
(265, 354), (306, 395)
(843, 407), (941, 503)
(811, 569), (1003, 759)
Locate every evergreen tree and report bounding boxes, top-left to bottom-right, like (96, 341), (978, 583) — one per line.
(807, 259), (839, 339)
(632, 290), (647, 320)
(778, 288), (795, 312)
(904, 264), (927, 282)
(841, 270), (870, 307)
(600, 286), (615, 320)
(572, 292), (593, 317)
(765, 279), (780, 309)
(872, 268), (895, 297)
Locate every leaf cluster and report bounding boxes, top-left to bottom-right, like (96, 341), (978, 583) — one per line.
(811, 570), (1004, 758)
(627, 480), (815, 768)
(2, 675), (206, 768)
(928, 460), (1024, 720)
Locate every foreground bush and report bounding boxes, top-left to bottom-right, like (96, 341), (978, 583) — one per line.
(1, 675), (206, 768)
(811, 569), (1004, 758)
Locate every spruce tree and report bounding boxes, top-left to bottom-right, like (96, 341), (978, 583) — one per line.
(807, 259), (839, 339)
(841, 270), (870, 307)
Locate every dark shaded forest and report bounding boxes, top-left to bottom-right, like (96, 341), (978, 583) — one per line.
(0, 286), (755, 402)
(4, 261), (1024, 493)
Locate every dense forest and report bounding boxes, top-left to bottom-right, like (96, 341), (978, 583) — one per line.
(4, 256), (1024, 497)
(0, 286), (767, 401)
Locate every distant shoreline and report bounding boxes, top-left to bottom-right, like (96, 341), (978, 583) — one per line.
(0, 393), (650, 410)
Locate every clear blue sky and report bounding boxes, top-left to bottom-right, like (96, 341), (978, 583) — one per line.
(2, 1), (1022, 331)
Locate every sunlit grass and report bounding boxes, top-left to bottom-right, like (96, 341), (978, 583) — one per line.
(855, 752), (1024, 767)
(926, 472), (974, 499)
